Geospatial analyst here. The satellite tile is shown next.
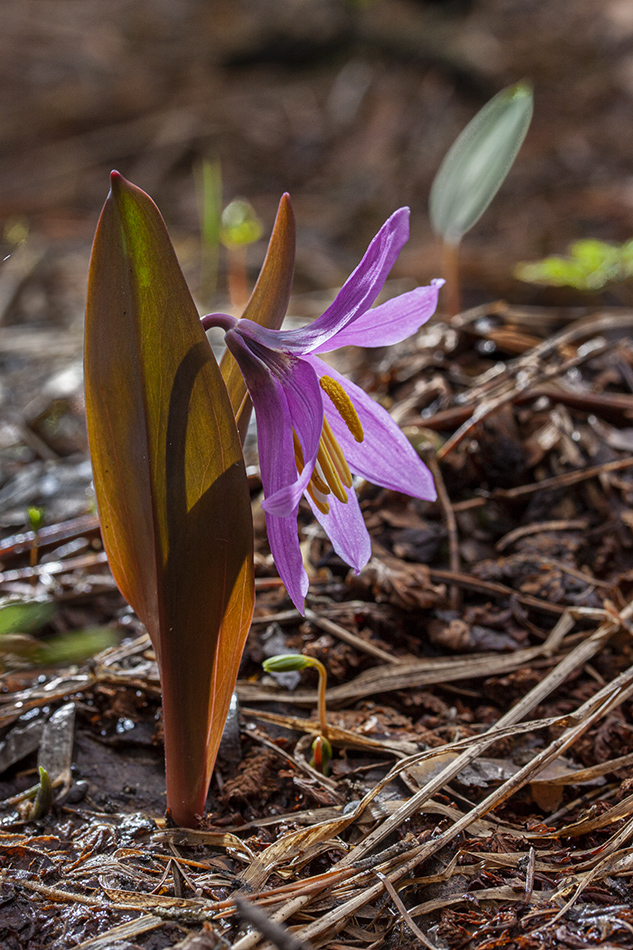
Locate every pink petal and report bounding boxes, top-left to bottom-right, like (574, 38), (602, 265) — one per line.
(313, 280), (443, 352)
(238, 208), (410, 355)
(305, 488), (371, 573)
(307, 357), (436, 501)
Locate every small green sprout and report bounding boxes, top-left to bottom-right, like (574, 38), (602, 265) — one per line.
(27, 506), (45, 570)
(220, 198), (263, 309)
(263, 653), (331, 772)
(221, 200), (263, 250)
(310, 734), (332, 776)
(20, 767), (54, 821)
(27, 506), (45, 531)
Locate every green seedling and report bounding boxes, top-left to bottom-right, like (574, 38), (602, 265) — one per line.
(195, 157), (223, 303)
(515, 238), (633, 291)
(20, 767), (54, 821)
(263, 653), (332, 774)
(430, 82), (533, 316)
(27, 506), (45, 570)
(220, 198), (263, 309)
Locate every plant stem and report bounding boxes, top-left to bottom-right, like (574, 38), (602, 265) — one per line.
(441, 239), (462, 318)
(307, 657), (329, 737)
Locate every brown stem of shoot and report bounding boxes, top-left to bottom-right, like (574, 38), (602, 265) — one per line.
(227, 246), (249, 310)
(441, 239), (461, 318)
(306, 656), (328, 737)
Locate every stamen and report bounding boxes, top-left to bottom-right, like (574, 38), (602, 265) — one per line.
(317, 440), (348, 504)
(311, 464), (331, 497)
(319, 376), (364, 443)
(293, 430), (305, 471)
(321, 418), (353, 489)
(292, 426), (347, 512)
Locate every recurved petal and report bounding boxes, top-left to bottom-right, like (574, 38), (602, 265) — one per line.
(313, 280), (443, 353)
(224, 333), (311, 611)
(264, 509), (310, 613)
(305, 486), (371, 573)
(237, 207), (410, 355)
(307, 357), (436, 501)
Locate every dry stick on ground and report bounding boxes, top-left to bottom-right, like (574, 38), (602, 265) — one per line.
(374, 869), (437, 950)
(293, 659), (633, 948)
(437, 309), (633, 460)
(303, 608), (399, 665)
(241, 604), (630, 948)
(233, 895), (313, 950)
(428, 457), (461, 610)
(451, 455), (633, 513)
(496, 517), (589, 551)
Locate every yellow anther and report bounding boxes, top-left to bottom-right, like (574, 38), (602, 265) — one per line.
(317, 440), (348, 504)
(311, 465), (331, 497)
(319, 376), (364, 443)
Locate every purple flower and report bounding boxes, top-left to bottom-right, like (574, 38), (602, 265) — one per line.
(204, 208), (440, 612)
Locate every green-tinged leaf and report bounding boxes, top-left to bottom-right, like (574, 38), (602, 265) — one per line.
(0, 624), (116, 667)
(219, 194), (295, 440)
(85, 172), (254, 827)
(515, 238), (633, 291)
(430, 82), (533, 244)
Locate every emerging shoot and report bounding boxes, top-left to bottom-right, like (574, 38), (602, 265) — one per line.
(430, 82), (533, 316)
(263, 652), (332, 773)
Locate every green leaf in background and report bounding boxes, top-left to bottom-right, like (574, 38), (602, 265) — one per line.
(33, 627), (117, 666)
(430, 82), (533, 245)
(218, 193), (296, 440)
(0, 600), (55, 637)
(515, 238), (633, 291)
(195, 157), (223, 303)
(85, 172), (254, 827)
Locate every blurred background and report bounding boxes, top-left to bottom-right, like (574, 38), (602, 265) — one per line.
(1, 0), (633, 525)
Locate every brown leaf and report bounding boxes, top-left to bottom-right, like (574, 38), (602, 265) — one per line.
(85, 172), (254, 826)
